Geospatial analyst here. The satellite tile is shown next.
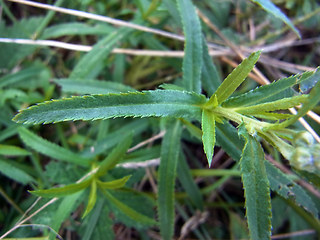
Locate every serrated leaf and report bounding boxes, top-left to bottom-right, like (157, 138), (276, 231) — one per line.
(201, 38), (221, 96)
(13, 90), (206, 124)
(0, 144), (30, 156)
(102, 189), (157, 226)
(55, 78), (135, 95)
(223, 69), (316, 108)
(96, 134), (132, 177)
(268, 81), (320, 129)
(0, 158), (35, 184)
(30, 178), (92, 198)
(239, 124), (271, 240)
(177, 0), (203, 93)
(97, 175), (131, 189)
(214, 51), (261, 104)
(236, 95), (308, 115)
(265, 161), (318, 217)
(250, 0), (300, 38)
(252, 112), (292, 120)
(70, 27), (132, 79)
(18, 127), (90, 166)
(201, 110), (216, 167)
(82, 179), (97, 218)
(158, 120), (182, 240)
(299, 67), (320, 92)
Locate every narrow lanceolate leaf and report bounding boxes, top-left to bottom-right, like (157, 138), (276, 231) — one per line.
(42, 22), (112, 39)
(18, 127), (90, 166)
(177, 153), (204, 210)
(97, 175), (131, 189)
(265, 161), (318, 217)
(235, 95), (308, 115)
(201, 38), (221, 96)
(103, 189), (157, 226)
(250, 0), (300, 38)
(0, 144), (30, 156)
(54, 78), (135, 94)
(177, 0), (203, 93)
(0, 158), (35, 184)
(223, 65), (318, 108)
(202, 110), (216, 167)
(268, 81), (320, 130)
(300, 67), (320, 92)
(96, 134), (132, 177)
(13, 90), (206, 124)
(238, 124), (271, 240)
(30, 178), (92, 198)
(158, 120), (182, 240)
(49, 192), (83, 240)
(214, 51), (261, 104)
(82, 180), (97, 218)
(70, 27), (132, 79)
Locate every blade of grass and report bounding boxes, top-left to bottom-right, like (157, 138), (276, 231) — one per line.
(177, 0), (203, 93)
(70, 27), (132, 79)
(250, 0), (300, 38)
(158, 120), (182, 240)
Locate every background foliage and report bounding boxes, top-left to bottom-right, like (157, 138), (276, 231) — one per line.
(1, 0), (320, 239)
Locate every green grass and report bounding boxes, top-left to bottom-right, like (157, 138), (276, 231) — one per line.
(1, 0), (320, 239)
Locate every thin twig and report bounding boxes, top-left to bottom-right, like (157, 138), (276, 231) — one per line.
(117, 158), (160, 169)
(0, 198), (57, 239)
(0, 38), (230, 57)
(6, 0), (224, 50)
(271, 229), (316, 239)
(128, 131), (165, 152)
(289, 108), (320, 143)
(197, 8), (270, 85)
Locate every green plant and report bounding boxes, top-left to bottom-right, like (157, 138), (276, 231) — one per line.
(1, 0), (320, 239)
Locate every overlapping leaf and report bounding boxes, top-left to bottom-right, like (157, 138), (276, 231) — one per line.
(223, 68), (318, 108)
(239, 124), (272, 240)
(265, 161), (318, 217)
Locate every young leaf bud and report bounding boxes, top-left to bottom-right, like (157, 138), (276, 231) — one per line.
(293, 131), (315, 147)
(291, 147), (315, 172)
(312, 144), (320, 170)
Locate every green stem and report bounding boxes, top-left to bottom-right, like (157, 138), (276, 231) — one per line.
(191, 169), (241, 177)
(211, 106), (272, 130)
(32, 0), (65, 39)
